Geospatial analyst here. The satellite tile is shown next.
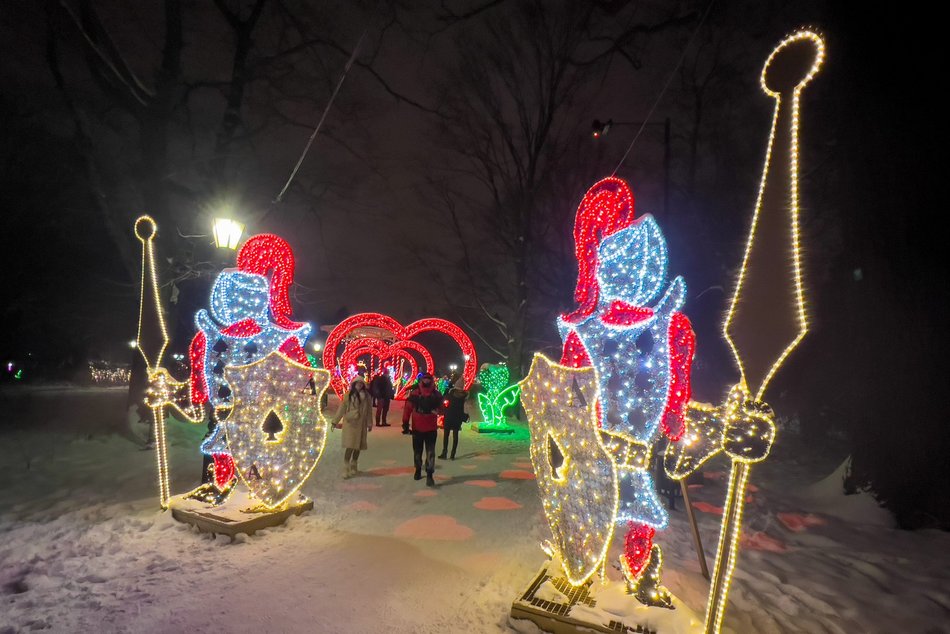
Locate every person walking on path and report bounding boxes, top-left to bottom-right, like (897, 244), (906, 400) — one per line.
(370, 371), (395, 426)
(439, 376), (468, 460)
(330, 377), (373, 478)
(402, 372), (443, 486)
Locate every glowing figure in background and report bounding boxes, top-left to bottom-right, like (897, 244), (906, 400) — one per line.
(188, 234), (311, 495)
(523, 177), (694, 606)
(476, 363), (520, 430)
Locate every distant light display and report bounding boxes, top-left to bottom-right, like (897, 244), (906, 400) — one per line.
(323, 313), (477, 399)
(476, 364), (520, 429)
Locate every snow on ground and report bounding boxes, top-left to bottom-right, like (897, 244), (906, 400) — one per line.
(1, 387), (949, 633)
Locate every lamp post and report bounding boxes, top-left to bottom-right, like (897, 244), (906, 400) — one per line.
(592, 117), (672, 217)
(212, 217), (246, 250)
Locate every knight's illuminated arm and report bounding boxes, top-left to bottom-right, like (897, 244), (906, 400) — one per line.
(664, 402), (723, 480)
(145, 367), (205, 424)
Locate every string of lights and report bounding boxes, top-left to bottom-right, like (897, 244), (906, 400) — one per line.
(702, 30), (825, 634)
(476, 364), (520, 429)
(323, 313), (477, 399)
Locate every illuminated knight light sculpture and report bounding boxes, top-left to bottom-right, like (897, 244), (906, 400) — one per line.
(519, 176), (696, 612)
(189, 234), (313, 498)
(136, 220), (330, 525)
(512, 28), (826, 634)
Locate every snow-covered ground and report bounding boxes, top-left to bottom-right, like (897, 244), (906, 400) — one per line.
(1, 387), (948, 633)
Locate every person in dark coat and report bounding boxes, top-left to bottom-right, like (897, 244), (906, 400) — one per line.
(439, 376), (468, 460)
(401, 372), (443, 486)
(369, 371), (395, 427)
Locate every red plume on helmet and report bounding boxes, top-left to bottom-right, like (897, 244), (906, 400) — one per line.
(236, 234), (303, 330)
(561, 177), (637, 324)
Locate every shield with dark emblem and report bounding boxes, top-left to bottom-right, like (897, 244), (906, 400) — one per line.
(223, 352), (330, 509)
(521, 353), (618, 585)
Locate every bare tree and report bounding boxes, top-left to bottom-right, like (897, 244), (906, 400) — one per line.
(415, 1), (696, 380)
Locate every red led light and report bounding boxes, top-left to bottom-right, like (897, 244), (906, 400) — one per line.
(212, 453), (236, 489)
(662, 312), (695, 441)
(622, 522), (656, 580)
(561, 177), (638, 325)
(236, 234), (302, 330)
(559, 331), (591, 368)
(189, 332), (208, 404)
(601, 301), (654, 326)
(221, 318), (263, 337)
(338, 338), (433, 398)
(324, 313), (477, 399)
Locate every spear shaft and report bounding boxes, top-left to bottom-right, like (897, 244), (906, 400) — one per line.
(134, 216), (172, 508)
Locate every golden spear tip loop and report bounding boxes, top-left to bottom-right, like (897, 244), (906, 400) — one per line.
(761, 30), (826, 97)
(134, 215), (157, 242)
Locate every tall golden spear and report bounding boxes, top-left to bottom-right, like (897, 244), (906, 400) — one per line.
(704, 31), (825, 634)
(133, 215), (173, 508)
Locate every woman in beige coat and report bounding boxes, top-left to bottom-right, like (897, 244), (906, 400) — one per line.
(330, 377), (373, 478)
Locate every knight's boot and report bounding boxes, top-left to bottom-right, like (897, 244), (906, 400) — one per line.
(621, 544), (673, 609)
(185, 476), (235, 506)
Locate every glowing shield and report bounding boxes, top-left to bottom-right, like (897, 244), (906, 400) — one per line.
(522, 353), (618, 585)
(223, 352), (330, 509)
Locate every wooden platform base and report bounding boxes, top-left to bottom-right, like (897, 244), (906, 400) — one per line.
(510, 562), (658, 634)
(471, 422), (515, 434)
(170, 491), (313, 538)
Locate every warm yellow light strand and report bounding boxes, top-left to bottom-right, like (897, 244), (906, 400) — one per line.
(134, 215), (173, 509)
(721, 31), (826, 400)
(705, 30), (825, 634)
(223, 352), (332, 510)
(521, 353), (622, 587)
(134, 215), (169, 374)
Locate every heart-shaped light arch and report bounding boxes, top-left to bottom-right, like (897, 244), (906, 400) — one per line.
(339, 338), (434, 399)
(323, 313), (477, 399)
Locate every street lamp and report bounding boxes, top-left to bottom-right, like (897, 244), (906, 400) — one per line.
(449, 363), (458, 371)
(212, 217), (245, 250)
(312, 341), (323, 353)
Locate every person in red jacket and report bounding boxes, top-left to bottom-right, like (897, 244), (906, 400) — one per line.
(402, 372), (444, 486)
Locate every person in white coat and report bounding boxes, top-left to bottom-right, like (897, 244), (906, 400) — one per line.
(330, 377), (373, 478)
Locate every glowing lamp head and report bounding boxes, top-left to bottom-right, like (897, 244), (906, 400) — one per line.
(213, 217), (246, 250)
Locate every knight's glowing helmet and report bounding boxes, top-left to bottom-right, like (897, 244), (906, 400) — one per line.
(209, 270), (270, 326)
(596, 214), (670, 307)
(576, 214), (687, 441)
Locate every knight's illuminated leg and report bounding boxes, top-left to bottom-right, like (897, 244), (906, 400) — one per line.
(621, 521), (673, 608)
(621, 522), (654, 579)
(212, 453), (236, 489)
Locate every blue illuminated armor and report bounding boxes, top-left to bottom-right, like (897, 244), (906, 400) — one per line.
(557, 215), (685, 529)
(195, 270), (311, 454)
